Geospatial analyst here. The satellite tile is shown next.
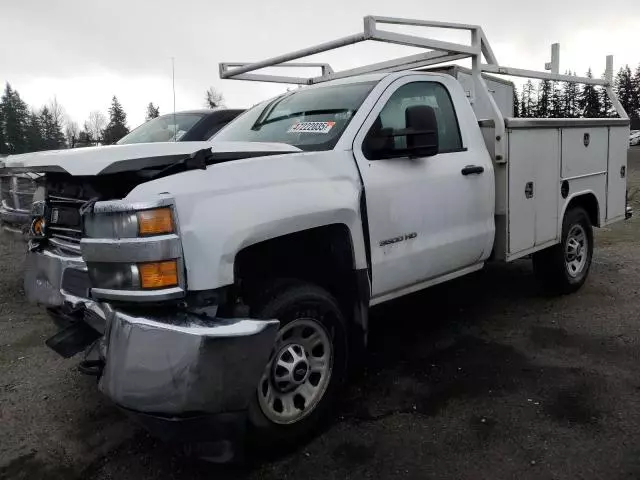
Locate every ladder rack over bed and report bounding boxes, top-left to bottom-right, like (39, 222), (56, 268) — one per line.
(219, 16), (627, 163)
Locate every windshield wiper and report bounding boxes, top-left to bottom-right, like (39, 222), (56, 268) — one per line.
(251, 108), (351, 131)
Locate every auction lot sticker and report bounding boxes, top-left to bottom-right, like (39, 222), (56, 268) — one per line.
(288, 121), (336, 133)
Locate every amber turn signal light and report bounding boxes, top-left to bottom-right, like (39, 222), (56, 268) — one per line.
(139, 260), (179, 289)
(31, 217), (45, 236)
(137, 208), (174, 236)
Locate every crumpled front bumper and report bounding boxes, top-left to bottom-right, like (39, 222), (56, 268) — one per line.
(24, 247), (279, 453)
(24, 247), (88, 307)
(98, 304), (279, 415)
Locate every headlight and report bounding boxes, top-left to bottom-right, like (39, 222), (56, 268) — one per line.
(87, 263), (141, 290)
(84, 207), (174, 238)
(84, 211), (138, 238)
(87, 259), (179, 290)
(82, 200), (184, 300)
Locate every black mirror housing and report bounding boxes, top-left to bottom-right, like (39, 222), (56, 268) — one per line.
(405, 105), (439, 157)
(363, 105), (439, 160)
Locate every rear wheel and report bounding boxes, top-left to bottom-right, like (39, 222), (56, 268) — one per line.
(533, 207), (593, 294)
(246, 280), (348, 451)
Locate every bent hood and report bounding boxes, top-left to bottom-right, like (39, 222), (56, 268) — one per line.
(4, 141), (301, 176)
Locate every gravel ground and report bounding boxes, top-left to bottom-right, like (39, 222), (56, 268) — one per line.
(2, 148), (640, 480)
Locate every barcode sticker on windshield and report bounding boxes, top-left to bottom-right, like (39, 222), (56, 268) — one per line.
(288, 121), (336, 134)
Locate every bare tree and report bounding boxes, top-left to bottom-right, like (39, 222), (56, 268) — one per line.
(64, 118), (79, 148)
(48, 97), (66, 130)
(86, 110), (107, 145)
(204, 87), (225, 109)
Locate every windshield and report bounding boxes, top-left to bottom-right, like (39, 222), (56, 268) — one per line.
(117, 113), (206, 144)
(214, 82), (377, 151)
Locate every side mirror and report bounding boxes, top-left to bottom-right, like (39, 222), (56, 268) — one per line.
(405, 105), (439, 158)
(363, 105), (439, 160)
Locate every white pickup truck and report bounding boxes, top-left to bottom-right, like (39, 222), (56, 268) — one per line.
(10, 17), (630, 459)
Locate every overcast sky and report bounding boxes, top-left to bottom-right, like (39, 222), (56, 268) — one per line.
(2, 0), (638, 128)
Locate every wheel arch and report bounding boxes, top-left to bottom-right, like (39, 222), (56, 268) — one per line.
(561, 191), (600, 228)
(234, 223), (371, 345)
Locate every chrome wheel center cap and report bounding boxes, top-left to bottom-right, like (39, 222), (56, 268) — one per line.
(293, 361), (309, 382)
(272, 343), (310, 392)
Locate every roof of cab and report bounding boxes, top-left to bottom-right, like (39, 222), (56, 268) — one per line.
(158, 108), (245, 117)
(304, 71), (447, 89)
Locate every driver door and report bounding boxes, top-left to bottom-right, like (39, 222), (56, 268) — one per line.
(353, 76), (494, 301)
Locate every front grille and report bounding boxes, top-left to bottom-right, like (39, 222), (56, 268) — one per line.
(47, 195), (86, 254)
(0, 175), (37, 212)
(16, 177), (36, 193)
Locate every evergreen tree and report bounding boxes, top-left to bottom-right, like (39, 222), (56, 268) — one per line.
(1, 83), (29, 154)
(615, 65), (639, 120)
(634, 64), (640, 113)
(25, 111), (44, 152)
(39, 106), (66, 150)
(0, 98), (5, 155)
(599, 71), (615, 118)
(599, 86), (614, 117)
(145, 102), (160, 121)
(537, 80), (552, 117)
(562, 72), (579, 118)
(77, 129), (93, 148)
(549, 82), (563, 118)
(512, 86), (519, 117)
(102, 96), (129, 144)
(578, 69), (602, 117)
(521, 80), (536, 117)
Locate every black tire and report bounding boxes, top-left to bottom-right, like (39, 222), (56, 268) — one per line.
(246, 279), (348, 453)
(533, 207), (593, 294)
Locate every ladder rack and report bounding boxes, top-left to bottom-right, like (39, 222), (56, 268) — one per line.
(219, 16), (628, 162)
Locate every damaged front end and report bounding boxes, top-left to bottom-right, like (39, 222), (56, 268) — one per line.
(24, 172), (279, 460)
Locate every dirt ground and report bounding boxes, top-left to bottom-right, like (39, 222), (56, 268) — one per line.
(2, 149), (640, 480)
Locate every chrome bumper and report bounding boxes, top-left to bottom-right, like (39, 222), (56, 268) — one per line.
(24, 248), (88, 307)
(25, 247), (280, 417)
(99, 306), (279, 414)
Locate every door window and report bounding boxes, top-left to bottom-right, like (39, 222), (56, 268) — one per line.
(368, 81), (463, 154)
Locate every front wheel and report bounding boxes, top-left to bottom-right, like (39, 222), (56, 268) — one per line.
(246, 280), (348, 451)
(533, 207), (593, 294)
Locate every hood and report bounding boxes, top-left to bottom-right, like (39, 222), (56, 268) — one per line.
(4, 141), (301, 176)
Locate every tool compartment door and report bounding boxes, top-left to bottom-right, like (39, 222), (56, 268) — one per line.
(507, 128), (560, 257)
(561, 127), (608, 179)
(606, 126), (630, 223)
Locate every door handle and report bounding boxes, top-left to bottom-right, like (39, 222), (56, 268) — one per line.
(461, 165), (484, 176)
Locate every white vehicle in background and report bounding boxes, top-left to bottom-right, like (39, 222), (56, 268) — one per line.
(9, 16), (631, 460)
(630, 130), (640, 146)
(0, 109), (243, 236)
